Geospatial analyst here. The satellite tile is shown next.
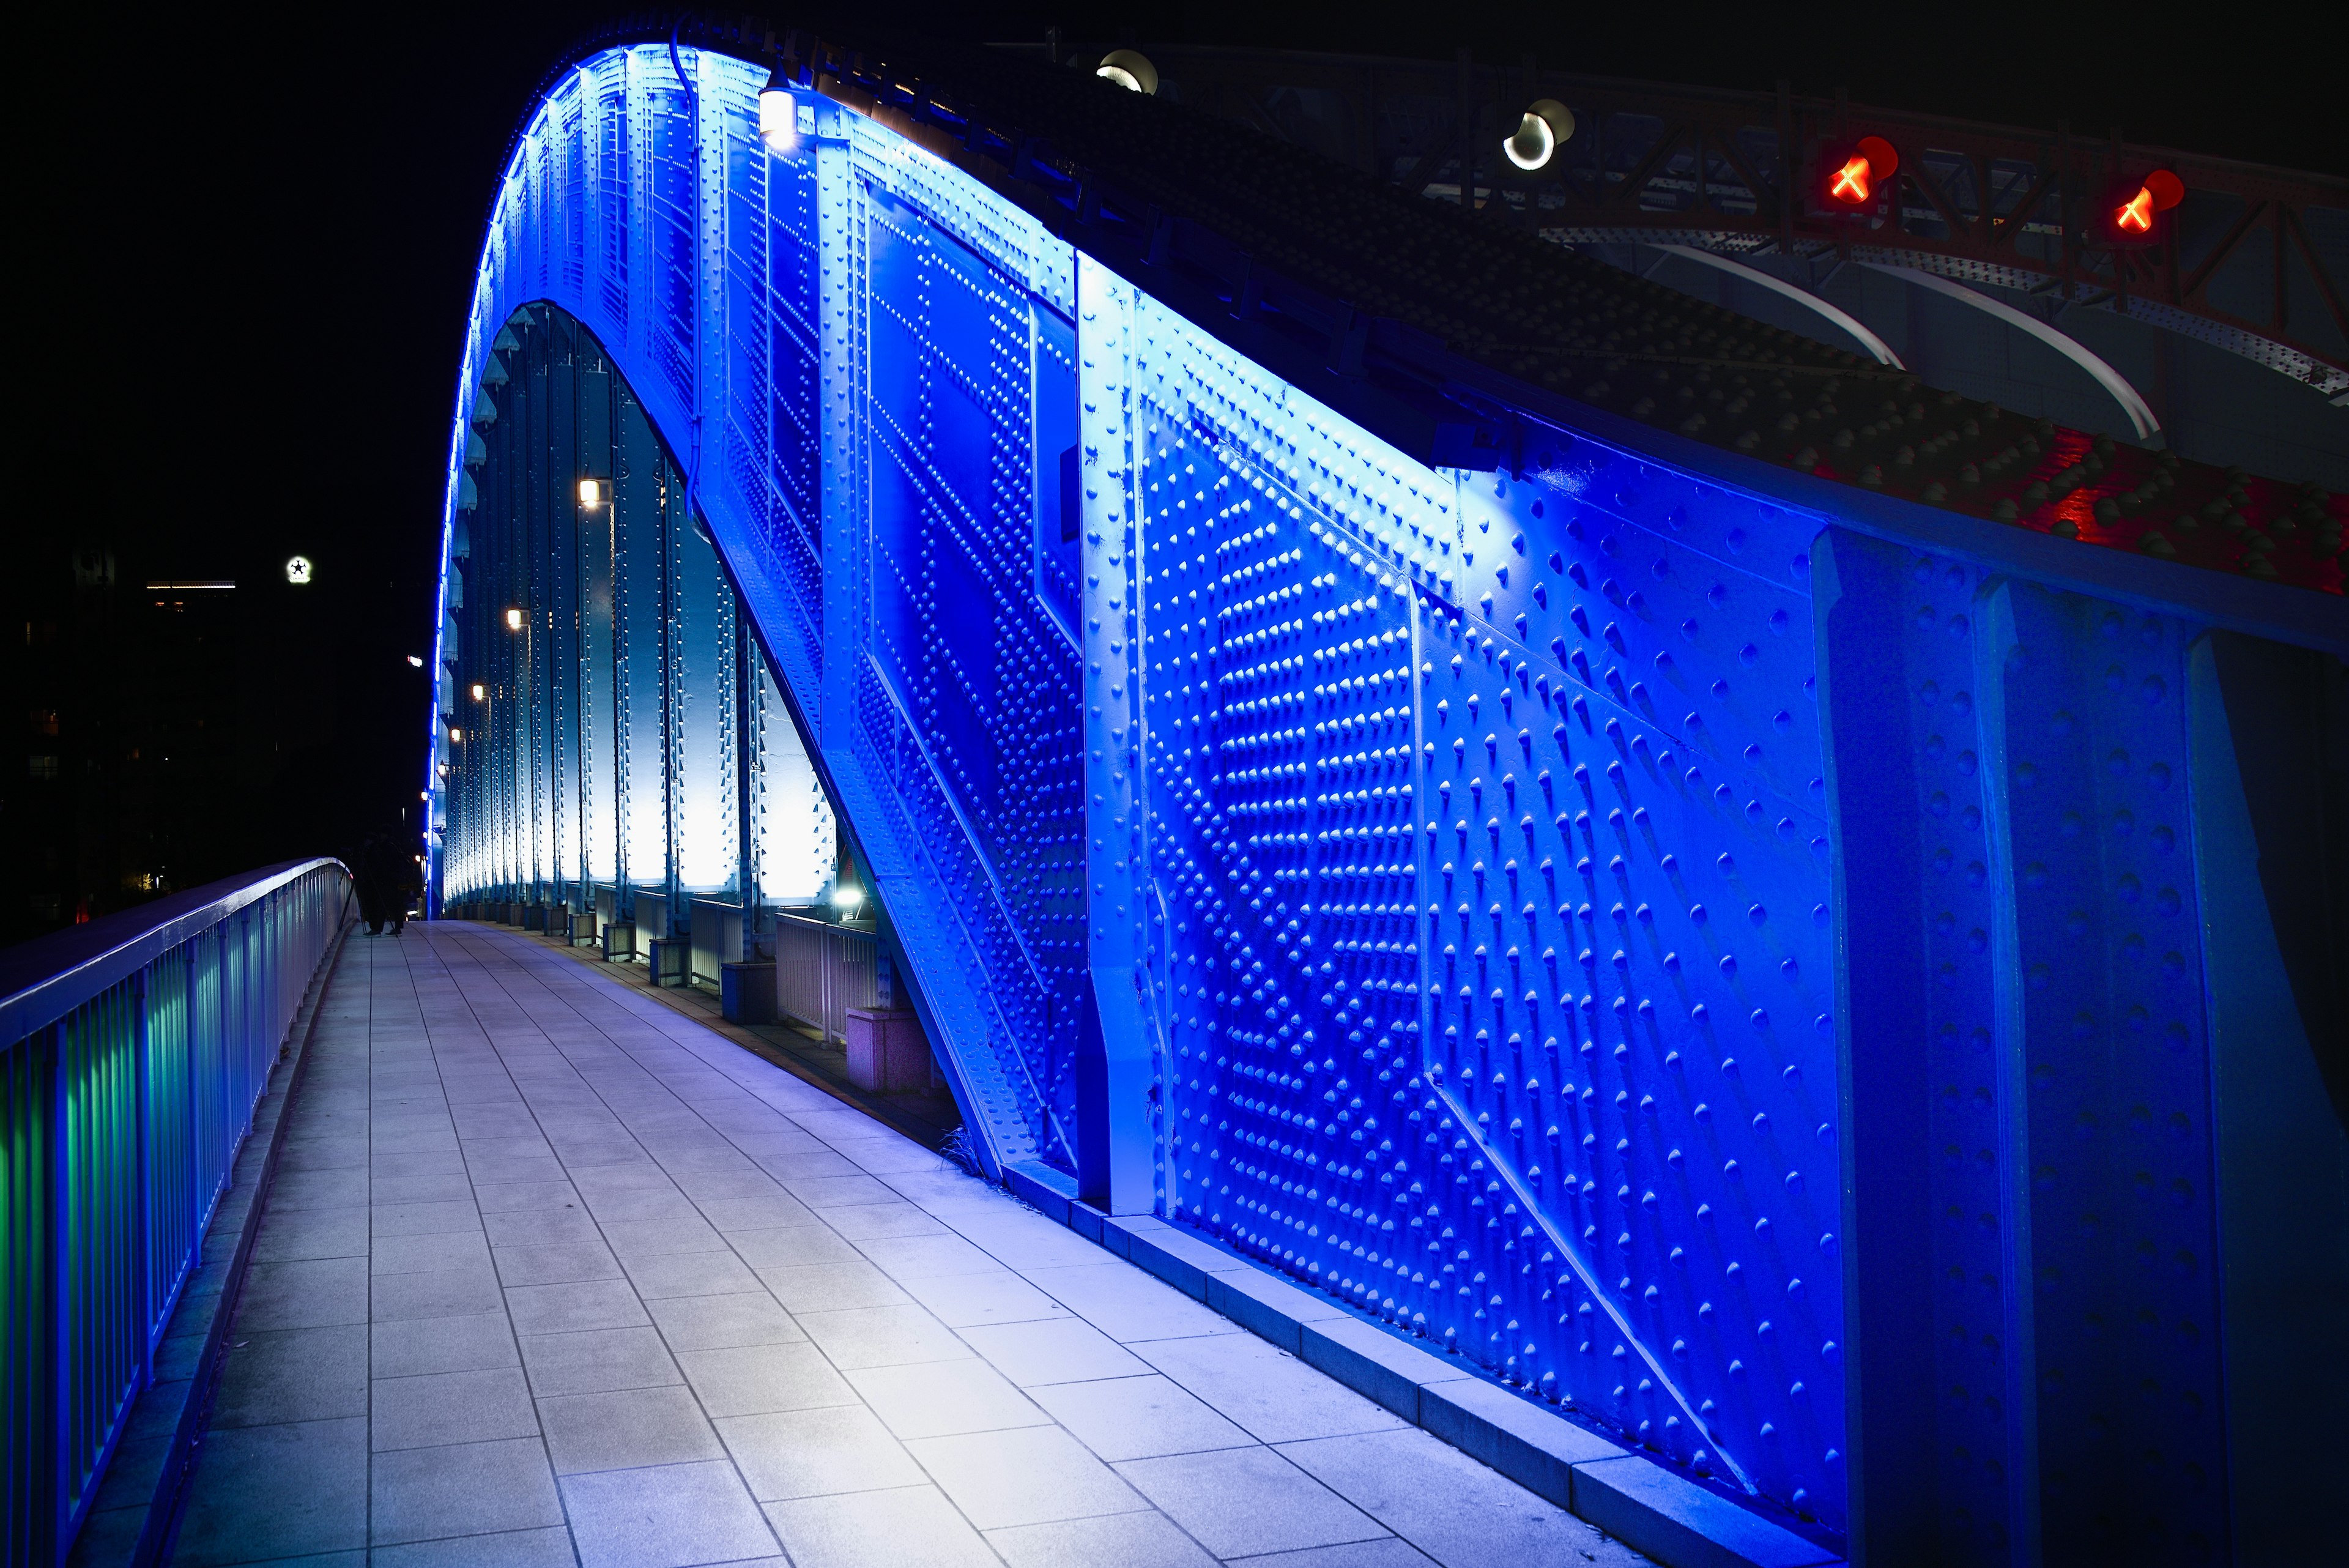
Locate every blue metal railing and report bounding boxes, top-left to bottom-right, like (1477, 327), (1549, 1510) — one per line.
(1, 858), (351, 1565)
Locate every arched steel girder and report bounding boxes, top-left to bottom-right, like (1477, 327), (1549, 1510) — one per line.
(425, 34), (2348, 1560)
(1855, 259), (2164, 440)
(1652, 243), (1906, 369)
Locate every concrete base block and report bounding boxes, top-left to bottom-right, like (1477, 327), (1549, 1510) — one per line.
(648, 936), (689, 986)
(846, 1007), (931, 1092)
(722, 960), (777, 1024)
(602, 921), (636, 963)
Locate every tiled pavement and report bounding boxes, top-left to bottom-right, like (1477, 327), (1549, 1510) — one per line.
(169, 922), (1653, 1568)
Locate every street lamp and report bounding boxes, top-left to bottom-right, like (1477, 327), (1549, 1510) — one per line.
(578, 477), (605, 508)
(757, 67), (796, 152)
(506, 608), (524, 631)
(1502, 100), (1576, 172)
(470, 683), (486, 702)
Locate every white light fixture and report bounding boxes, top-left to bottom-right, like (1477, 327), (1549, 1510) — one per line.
(284, 554), (314, 585)
(831, 885), (864, 910)
(1502, 99), (1576, 172)
(505, 608), (524, 631)
(407, 655), (424, 667)
(757, 68), (796, 152)
(449, 728), (463, 742)
(1095, 48), (1158, 95)
(578, 476), (604, 508)
(470, 683), (486, 701)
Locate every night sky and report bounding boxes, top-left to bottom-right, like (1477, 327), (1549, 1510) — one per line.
(17, 2), (2325, 919)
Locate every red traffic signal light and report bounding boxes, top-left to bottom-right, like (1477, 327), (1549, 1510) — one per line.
(1820, 135), (1899, 209)
(2102, 168), (2184, 247)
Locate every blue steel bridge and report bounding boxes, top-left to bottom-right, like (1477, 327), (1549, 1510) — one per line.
(9, 17), (2347, 1568)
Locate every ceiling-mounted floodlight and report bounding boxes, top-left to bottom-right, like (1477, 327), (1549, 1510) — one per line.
(1502, 99), (1576, 171)
(1095, 48), (1159, 95)
(757, 67), (796, 152)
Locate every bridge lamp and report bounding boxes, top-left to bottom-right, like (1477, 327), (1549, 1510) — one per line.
(449, 727), (462, 743)
(505, 608), (524, 631)
(577, 476), (605, 508)
(832, 884), (864, 913)
(757, 69), (796, 152)
(407, 655), (424, 667)
(284, 554), (314, 585)
(1094, 48), (1158, 95)
(470, 683), (486, 702)
(1502, 100), (1575, 172)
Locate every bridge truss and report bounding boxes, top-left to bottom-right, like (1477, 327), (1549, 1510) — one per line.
(428, 28), (2347, 1566)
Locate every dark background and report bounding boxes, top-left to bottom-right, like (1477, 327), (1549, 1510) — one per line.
(7, 1), (2331, 945)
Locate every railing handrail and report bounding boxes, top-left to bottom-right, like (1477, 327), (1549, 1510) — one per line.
(0, 857), (350, 1046)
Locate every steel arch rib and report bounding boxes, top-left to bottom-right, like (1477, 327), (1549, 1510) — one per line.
(422, 37), (2340, 1556)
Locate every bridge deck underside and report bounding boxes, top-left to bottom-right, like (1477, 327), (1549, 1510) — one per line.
(166, 923), (1652, 1568)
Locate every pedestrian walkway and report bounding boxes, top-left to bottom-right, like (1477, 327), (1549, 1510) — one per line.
(168, 922), (1652, 1568)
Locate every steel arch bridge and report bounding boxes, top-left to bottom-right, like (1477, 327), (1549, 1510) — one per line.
(425, 24), (2348, 1566)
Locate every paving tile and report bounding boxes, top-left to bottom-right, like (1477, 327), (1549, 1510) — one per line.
(960, 1315), (1151, 1388)
(754, 1261), (908, 1316)
(896, 1268), (1073, 1330)
(780, 1175), (899, 1208)
(372, 1366), (540, 1450)
(1277, 1428), (1647, 1568)
(795, 1303), (971, 1370)
(845, 1359), (1050, 1440)
(371, 1230), (494, 1279)
(372, 1309), (520, 1378)
(369, 1435), (565, 1544)
(906, 1423), (1146, 1529)
(762, 1484), (999, 1568)
(494, 1237), (627, 1287)
(210, 1325), (369, 1429)
(370, 1199), (484, 1237)
(986, 1510), (1220, 1568)
(250, 1206), (371, 1263)
(366, 1167), (470, 1201)
(1228, 1542), (1440, 1567)
(601, 1214), (729, 1258)
(234, 1257), (369, 1331)
(715, 1403), (927, 1502)
(372, 1150), (467, 1181)
(696, 1192), (821, 1232)
(625, 1247), (763, 1299)
(645, 1291), (807, 1352)
(1027, 1374), (1255, 1462)
(1023, 1261), (1243, 1343)
(520, 1325), (683, 1396)
(948, 1214), (1111, 1273)
(674, 1342), (859, 1418)
(1115, 1446), (1388, 1559)
(483, 1206), (604, 1248)
(504, 1277), (653, 1336)
(560, 1459), (780, 1568)
(372, 1526), (581, 1567)
(539, 1384), (725, 1475)
(170, 1417), (367, 1565)
(820, 1201), (948, 1241)
(473, 1179), (582, 1213)
(371, 1261), (507, 1322)
(267, 1165), (371, 1213)
(852, 1232), (1003, 1280)
(727, 1225), (864, 1269)
(1135, 1333), (1407, 1444)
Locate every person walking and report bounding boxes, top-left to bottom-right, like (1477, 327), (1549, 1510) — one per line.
(353, 830), (389, 935)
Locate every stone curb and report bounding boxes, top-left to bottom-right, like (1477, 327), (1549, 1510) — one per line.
(65, 918), (355, 1568)
(1002, 1161), (1842, 1568)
